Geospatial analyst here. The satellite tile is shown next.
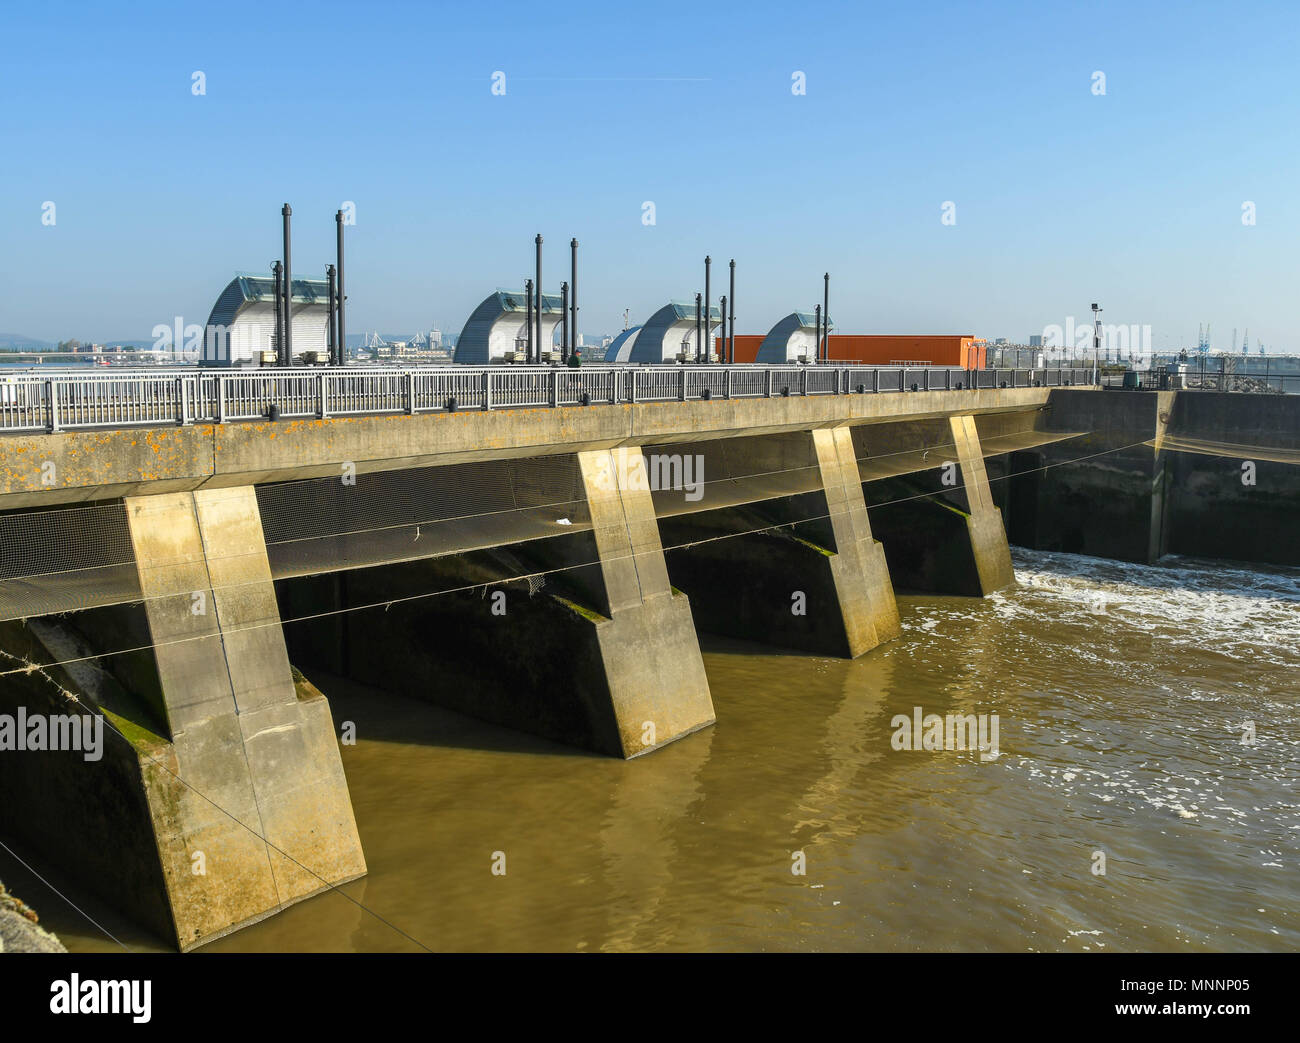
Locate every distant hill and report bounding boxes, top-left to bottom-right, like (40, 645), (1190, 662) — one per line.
(0, 334), (55, 351)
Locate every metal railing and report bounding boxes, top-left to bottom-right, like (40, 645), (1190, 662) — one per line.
(1102, 368), (1300, 394)
(0, 365), (1097, 434)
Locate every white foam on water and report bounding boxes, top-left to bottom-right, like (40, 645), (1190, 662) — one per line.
(1000, 549), (1300, 668)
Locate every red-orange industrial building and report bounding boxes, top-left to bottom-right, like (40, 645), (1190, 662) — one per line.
(823, 335), (985, 368)
(716, 333), (985, 368)
(714, 335), (765, 363)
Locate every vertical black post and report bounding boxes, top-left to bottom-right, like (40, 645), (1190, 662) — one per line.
(281, 204), (292, 365)
(326, 264), (337, 364)
(570, 238), (578, 362)
(719, 295), (726, 363)
(822, 272), (829, 362)
(814, 304), (821, 364)
(534, 234), (543, 364)
(271, 261), (283, 367)
(704, 255), (711, 364)
(525, 279), (534, 362)
(560, 282), (569, 360)
(695, 293), (702, 364)
(728, 259), (736, 363)
(335, 209), (346, 365)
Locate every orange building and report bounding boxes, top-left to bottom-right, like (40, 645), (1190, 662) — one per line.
(717, 332), (984, 367)
(714, 335), (764, 363)
(824, 335), (984, 368)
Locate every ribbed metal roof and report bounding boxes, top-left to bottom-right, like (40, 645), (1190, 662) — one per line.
(205, 273), (331, 331)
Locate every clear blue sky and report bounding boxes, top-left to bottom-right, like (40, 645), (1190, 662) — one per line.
(1, 0), (1296, 352)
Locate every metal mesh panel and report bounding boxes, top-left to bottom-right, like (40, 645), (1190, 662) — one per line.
(0, 501), (138, 620)
(256, 454), (591, 579)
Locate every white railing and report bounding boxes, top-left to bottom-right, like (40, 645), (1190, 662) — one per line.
(0, 366), (1098, 434)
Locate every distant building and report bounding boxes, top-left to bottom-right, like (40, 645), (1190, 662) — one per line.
(1029, 335), (1043, 347)
(603, 326), (642, 362)
(202, 272), (331, 367)
(624, 301), (724, 363)
(453, 289), (563, 363)
(755, 312), (829, 363)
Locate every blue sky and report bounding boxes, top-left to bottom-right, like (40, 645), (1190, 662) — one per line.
(1, 0), (1296, 351)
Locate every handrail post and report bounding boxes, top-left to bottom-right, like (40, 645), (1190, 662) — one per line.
(630, 369), (639, 404)
(680, 367), (687, 402)
(766, 368), (773, 398)
(404, 371), (414, 415)
(724, 368), (731, 400)
(483, 369), (491, 411)
(872, 368), (879, 393)
(317, 372), (327, 419)
(800, 367), (808, 396)
(216, 375), (226, 423)
(45, 379), (58, 433)
(550, 368), (558, 407)
(177, 376), (187, 425)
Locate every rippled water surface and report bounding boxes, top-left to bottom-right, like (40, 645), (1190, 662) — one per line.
(30, 549), (1300, 952)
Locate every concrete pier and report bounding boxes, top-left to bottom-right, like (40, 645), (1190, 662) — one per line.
(660, 428), (900, 657)
(858, 416), (1014, 596)
(124, 487), (364, 950)
(948, 415), (1015, 593)
(279, 448), (714, 759)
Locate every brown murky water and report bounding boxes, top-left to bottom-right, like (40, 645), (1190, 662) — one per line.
(22, 549), (1300, 953)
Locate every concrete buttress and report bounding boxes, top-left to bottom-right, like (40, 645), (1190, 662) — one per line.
(948, 415), (1015, 593)
(124, 487), (365, 950)
(811, 426), (903, 651)
(657, 427), (900, 657)
(576, 447), (716, 756)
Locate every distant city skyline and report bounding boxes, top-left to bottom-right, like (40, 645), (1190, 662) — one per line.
(1, 1), (1296, 351)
